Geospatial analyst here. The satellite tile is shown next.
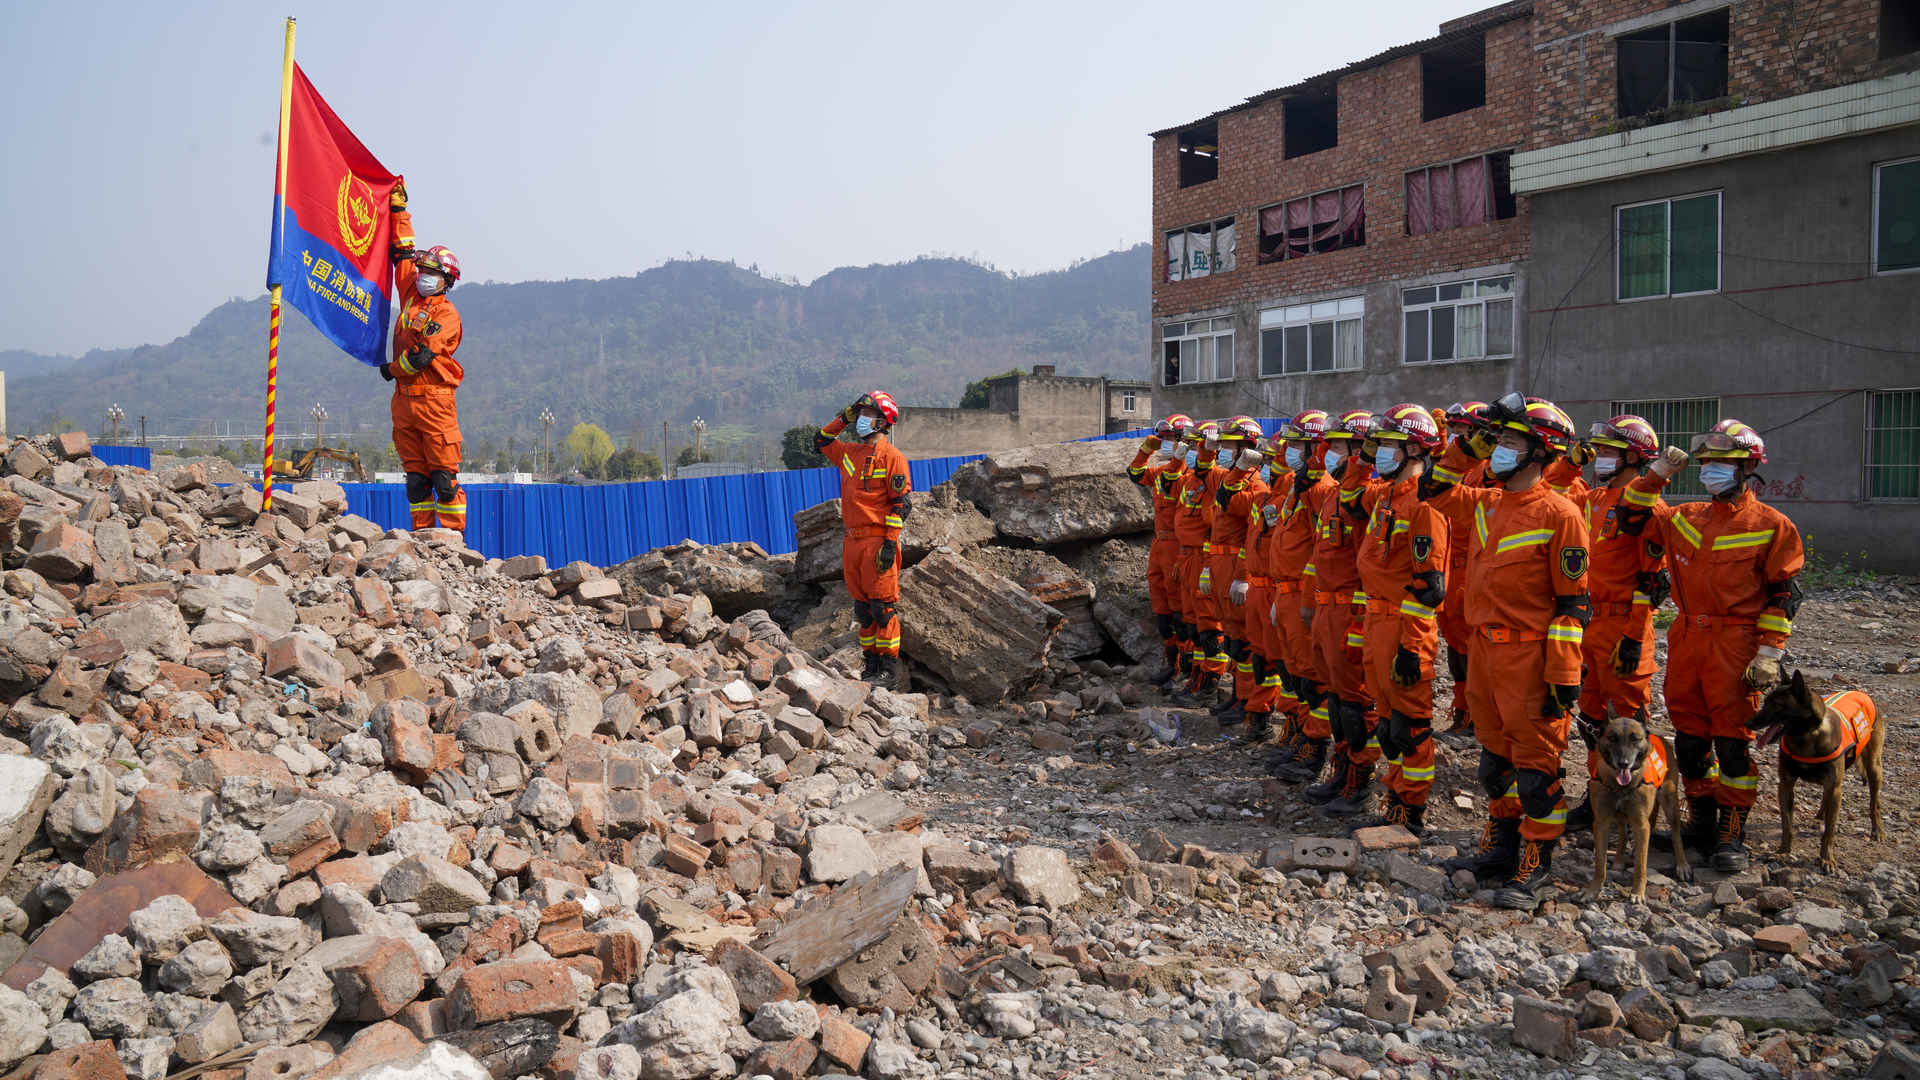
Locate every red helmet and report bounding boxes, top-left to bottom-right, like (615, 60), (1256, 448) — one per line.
(1444, 401), (1490, 430)
(1190, 420), (1220, 443)
(1221, 415), (1263, 443)
(858, 391), (901, 427)
(1324, 409), (1375, 441)
(1691, 418), (1766, 463)
(1490, 392), (1576, 453)
(1588, 414), (1659, 459)
(417, 245), (461, 283)
(1277, 409), (1329, 443)
(1376, 403), (1443, 450)
(1155, 414), (1195, 439)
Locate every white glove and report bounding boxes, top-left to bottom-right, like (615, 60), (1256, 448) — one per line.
(1229, 580), (1249, 606)
(1198, 567), (1212, 597)
(1238, 449), (1264, 471)
(1651, 445), (1690, 478)
(1204, 432), (1220, 452)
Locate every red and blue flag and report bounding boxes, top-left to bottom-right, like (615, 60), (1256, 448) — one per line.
(266, 65), (399, 368)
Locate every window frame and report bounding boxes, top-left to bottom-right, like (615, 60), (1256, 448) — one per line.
(1866, 387), (1920, 502)
(1164, 216), (1237, 282)
(1255, 296), (1366, 378)
(1614, 8), (1731, 120)
(1177, 122), (1220, 188)
(1160, 316), (1237, 387)
(1400, 275), (1516, 366)
(1873, 156), (1920, 277)
(1404, 151), (1517, 236)
(1121, 390), (1138, 413)
(1614, 190), (1723, 302)
(1610, 395), (1721, 497)
(1255, 183), (1367, 264)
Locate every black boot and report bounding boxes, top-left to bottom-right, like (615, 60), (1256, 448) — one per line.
(1683, 796), (1719, 853)
(1350, 790), (1407, 832)
(1275, 738), (1327, 783)
(1304, 751), (1349, 805)
(858, 652), (886, 682)
(1266, 727), (1305, 769)
(1565, 796), (1595, 834)
(1323, 764), (1376, 817)
(1237, 711), (1272, 745)
(1400, 801), (1426, 836)
(1447, 818), (1521, 882)
(1712, 805), (1750, 873)
(1493, 838), (1556, 910)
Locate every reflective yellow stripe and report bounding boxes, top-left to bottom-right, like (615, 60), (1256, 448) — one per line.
(434, 503), (463, 512)
(1621, 485), (1657, 508)
(1528, 809), (1568, 826)
(1202, 542), (1213, 554)
(1345, 632), (1365, 647)
(1720, 772), (1759, 790)
(1402, 765), (1436, 781)
(1431, 464), (1462, 484)
(884, 516), (904, 528)
(1494, 529), (1553, 554)
(1391, 519), (1410, 537)
(408, 501), (436, 510)
(1474, 505), (1488, 548)
(1757, 613), (1792, 634)
(1632, 592), (1652, 605)
(1503, 784), (1520, 799)
(1546, 624), (1584, 645)
(1261, 676), (1282, 687)
(1712, 530), (1775, 551)
(840, 457), (856, 477)
(1302, 563), (1317, 576)
(1352, 591), (1370, 604)
(1671, 515), (1703, 549)
(1400, 600), (1436, 619)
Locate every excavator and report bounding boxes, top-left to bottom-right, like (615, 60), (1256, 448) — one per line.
(275, 446), (370, 483)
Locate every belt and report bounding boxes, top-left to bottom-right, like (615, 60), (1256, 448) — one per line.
(1315, 591), (1357, 606)
(1272, 580), (1304, 595)
(1480, 626), (1547, 644)
(845, 525), (897, 539)
(1211, 545), (1243, 556)
(1179, 545), (1202, 555)
(398, 385), (455, 398)
(1676, 613), (1756, 629)
(1248, 575), (1272, 588)
(1593, 602), (1638, 617)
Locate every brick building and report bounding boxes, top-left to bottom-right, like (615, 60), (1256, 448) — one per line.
(1149, 0), (1920, 568)
(890, 366), (1152, 459)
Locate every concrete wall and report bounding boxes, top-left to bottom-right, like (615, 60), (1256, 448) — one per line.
(895, 373), (1155, 457)
(1527, 125), (1920, 570)
(1107, 382), (1153, 430)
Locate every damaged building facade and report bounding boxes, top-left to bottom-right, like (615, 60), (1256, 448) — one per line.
(891, 366), (1152, 459)
(1151, 0), (1920, 568)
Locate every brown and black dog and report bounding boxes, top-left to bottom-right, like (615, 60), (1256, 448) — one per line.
(1579, 712), (1692, 904)
(1750, 670), (1885, 872)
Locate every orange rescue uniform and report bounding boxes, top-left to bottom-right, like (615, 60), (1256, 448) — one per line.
(1174, 454), (1226, 675)
(1426, 453), (1488, 725)
(387, 209), (466, 531)
(1267, 466), (1329, 736)
(1426, 443), (1591, 843)
(1544, 458), (1666, 722)
(1214, 464), (1270, 702)
(818, 419), (913, 657)
(1307, 463), (1374, 761)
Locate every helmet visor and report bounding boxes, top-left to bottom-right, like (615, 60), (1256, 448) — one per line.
(1690, 431), (1749, 456)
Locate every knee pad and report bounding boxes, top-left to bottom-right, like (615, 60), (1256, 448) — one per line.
(1713, 736), (1754, 778)
(1155, 614), (1174, 640)
(429, 469), (459, 502)
(872, 601), (897, 626)
(1338, 699), (1371, 745)
(1199, 630), (1221, 651)
(1273, 659), (1291, 685)
(405, 472), (431, 503)
(850, 599), (872, 627)
(1226, 638), (1245, 662)
(1446, 648), (1468, 683)
(1516, 768), (1563, 819)
(1674, 733), (1715, 778)
(1387, 710), (1426, 756)
(1478, 750), (1515, 798)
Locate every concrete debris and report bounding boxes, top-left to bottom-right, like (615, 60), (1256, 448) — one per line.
(951, 439), (1153, 544)
(898, 552), (1063, 704)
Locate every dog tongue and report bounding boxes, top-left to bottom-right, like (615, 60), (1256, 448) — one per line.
(1756, 723), (1784, 746)
(1616, 768), (1635, 787)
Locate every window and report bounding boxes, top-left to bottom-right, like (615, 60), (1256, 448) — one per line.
(1177, 122), (1218, 187)
(1162, 317), (1235, 386)
(1617, 192), (1720, 300)
(1406, 153), (1516, 235)
(1402, 276), (1514, 364)
(1422, 33), (1486, 121)
(1875, 158), (1920, 274)
(1121, 390), (1138, 413)
(1617, 9), (1729, 120)
(1258, 298), (1365, 376)
(1611, 396), (1719, 497)
(1868, 389), (1920, 499)
(1164, 218), (1237, 282)
(1257, 185), (1365, 263)
(1882, 1), (1920, 59)
(1283, 87), (1338, 158)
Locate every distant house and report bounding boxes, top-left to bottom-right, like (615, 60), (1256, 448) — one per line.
(890, 365), (1153, 459)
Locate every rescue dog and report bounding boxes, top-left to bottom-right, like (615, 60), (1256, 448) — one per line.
(1579, 712), (1691, 903)
(1750, 670), (1885, 873)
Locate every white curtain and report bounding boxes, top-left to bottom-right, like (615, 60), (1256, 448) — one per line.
(1334, 317), (1362, 371)
(1457, 303), (1485, 358)
(1188, 227), (1212, 277)
(1215, 222), (1236, 272)
(1166, 232), (1186, 282)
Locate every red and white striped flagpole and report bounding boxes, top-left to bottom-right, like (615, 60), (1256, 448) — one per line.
(265, 16), (295, 512)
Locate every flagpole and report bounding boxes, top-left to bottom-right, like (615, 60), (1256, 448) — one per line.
(266, 16), (295, 513)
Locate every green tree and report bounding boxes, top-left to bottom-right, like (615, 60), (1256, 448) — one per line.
(565, 422), (615, 475)
(781, 425), (826, 470)
(958, 368), (1022, 408)
(604, 447), (662, 480)
(675, 445), (714, 467)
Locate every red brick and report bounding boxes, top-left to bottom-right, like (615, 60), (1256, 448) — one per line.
(662, 834), (711, 877)
(35, 1040), (128, 1079)
(596, 931), (642, 984)
(713, 938), (798, 1012)
(817, 1012), (870, 1073)
(744, 1038), (818, 1080)
(447, 958), (579, 1027)
(309, 1020), (424, 1079)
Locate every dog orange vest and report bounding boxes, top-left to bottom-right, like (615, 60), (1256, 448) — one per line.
(1782, 690), (1876, 765)
(1587, 735), (1670, 787)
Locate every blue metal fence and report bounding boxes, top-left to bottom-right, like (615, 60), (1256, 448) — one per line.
(93, 445), (153, 469)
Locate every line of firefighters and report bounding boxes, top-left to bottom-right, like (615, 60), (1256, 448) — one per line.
(1128, 395), (1804, 910)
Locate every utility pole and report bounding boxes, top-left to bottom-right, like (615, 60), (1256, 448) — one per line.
(539, 408), (555, 477)
(106, 404), (125, 445)
(139, 416), (147, 446)
(662, 420), (671, 479)
(692, 416), (707, 459)
(311, 404), (327, 450)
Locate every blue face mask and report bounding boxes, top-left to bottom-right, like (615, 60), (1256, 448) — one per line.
(1374, 446), (1401, 476)
(1594, 455), (1621, 478)
(1323, 449), (1345, 475)
(1489, 444), (1523, 478)
(1700, 462), (1741, 495)
(1259, 465), (1273, 484)
(855, 415), (876, 438)
(1284, 446), (1305, 471)
(1185, 449), (1199, 468)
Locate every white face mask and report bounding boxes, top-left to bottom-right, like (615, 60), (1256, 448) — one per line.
(1259, 465), (1273, 484)
(1700, 461), (1742, 495)
(1185, 449), (1199, 468)
(415, 272), (444, 297)
(855, 415), (877, 438)
(1323, 449), (1345, 475)
(1284, 446), (1305, 471)
(1374, 445), (1401, 476)
(1594, 454), (1621, 478)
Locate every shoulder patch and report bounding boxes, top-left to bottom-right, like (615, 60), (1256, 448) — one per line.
(891, 473), (907, 493)
(1645, 539), (1664, 560)
(1561, 546), (1589, 580)
(1411, 534), (1433, 565)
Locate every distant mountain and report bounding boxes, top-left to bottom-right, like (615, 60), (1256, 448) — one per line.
(6, 245), (1152, 463)
(0, 350), (81, 382)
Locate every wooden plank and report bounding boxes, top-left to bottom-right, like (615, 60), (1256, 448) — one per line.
(752, 865), (917, 984)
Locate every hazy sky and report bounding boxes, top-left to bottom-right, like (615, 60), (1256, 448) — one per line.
(2, 1), (1495, 356)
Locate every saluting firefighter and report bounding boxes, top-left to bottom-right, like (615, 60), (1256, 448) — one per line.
(1173, 421), (1225, 704)
(1300, 410), (1380, 813)
(1423, 392), (1590, 910)
(1428, 401), (1491, 737)
(1128, 416), (1196, 686)
(1207, 416), (1269, 729)
(1266, 411), (1334, 777)
(1221, 424), (1283, 742)
(1340, 404), (1450, 833)
(383, 181), (468, 532)
(813, 392), (913, 686)
(1625, 420), (1805, 872)
(1543, 415), (1672, 834)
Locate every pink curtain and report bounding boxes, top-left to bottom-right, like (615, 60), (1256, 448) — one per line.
(1406, 171), (1431, 236)
(1260, 205), (1287, 238)
(1454, 156), (1489, 227)
(1339, 186), (1365, 237)
(1431, 167), (1455, 233)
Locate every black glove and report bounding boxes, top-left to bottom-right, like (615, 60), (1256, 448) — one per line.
(404, 345), (432, 375)
(1405, 570), (1445, 609)
(875, 540), (898, 573)
(1391, 646), (1422, 688)
(379, 362), (396, 382)
(1543, 683), (1580, 718)
(1638, 570), (1672, 609)
(1611, 636), (1643, 676)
